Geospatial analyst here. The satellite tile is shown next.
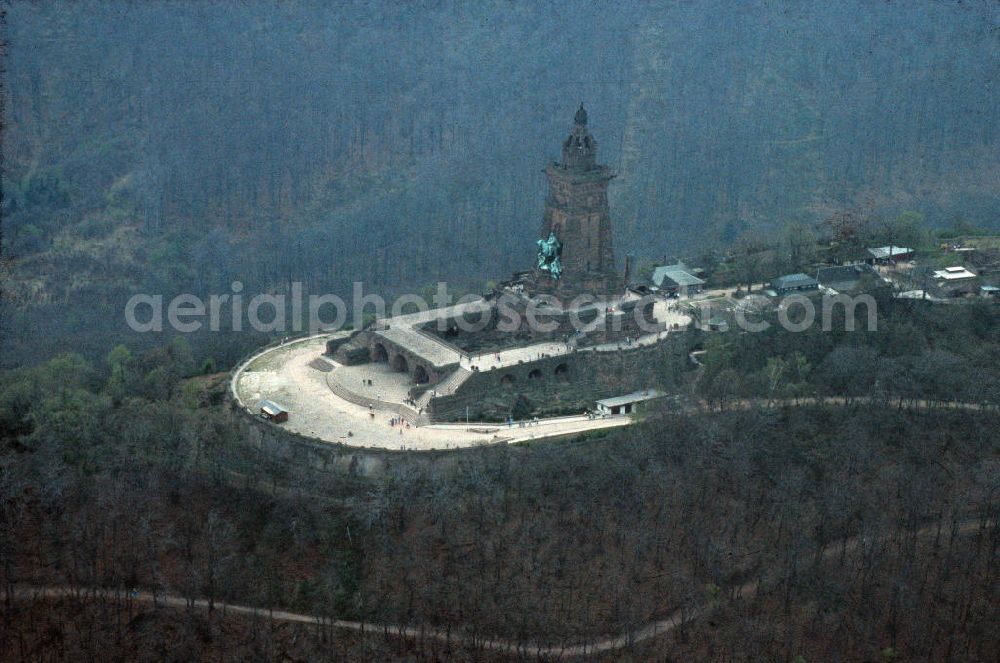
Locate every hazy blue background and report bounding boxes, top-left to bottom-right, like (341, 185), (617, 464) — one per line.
(3, 0), (998, 365)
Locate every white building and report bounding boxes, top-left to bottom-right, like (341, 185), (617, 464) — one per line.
(932, 266), (976, 281)
(595, 389), (664, 415)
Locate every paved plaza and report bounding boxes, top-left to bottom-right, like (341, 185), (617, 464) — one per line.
(330, 361), (414, 405)
(232, 336), (632, 450)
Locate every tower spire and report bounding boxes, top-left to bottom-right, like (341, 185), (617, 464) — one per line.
(562, 103), (597, 171)
(536, 104), (620, 298)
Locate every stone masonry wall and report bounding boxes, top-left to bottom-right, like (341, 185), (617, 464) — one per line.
(227, 397), (517, 479)
(427, 330), (699, 421)
(420, 298), (657, 354)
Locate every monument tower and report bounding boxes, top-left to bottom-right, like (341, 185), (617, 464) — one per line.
(534, 103), (621, 299)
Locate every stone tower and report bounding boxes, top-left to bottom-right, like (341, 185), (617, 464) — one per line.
(536, 104), (621, 299)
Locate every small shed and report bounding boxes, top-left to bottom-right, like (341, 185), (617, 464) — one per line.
(260, 400), (289, 423)
(651, 262), (705, 295)
(932, 266), (976, 281)
(595, 389), (664, 416)
(867, 246), (914, 264)
(770, 273), (819, 296)
(981, 285), (1000, 298)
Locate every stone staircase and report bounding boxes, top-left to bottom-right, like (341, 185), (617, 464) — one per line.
(437, 366), (474, 395)
(326, 370), (420, 421)
(416, 366), (472, 408)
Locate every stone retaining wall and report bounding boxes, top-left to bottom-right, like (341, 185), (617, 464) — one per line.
(427, 330), (699, 421)
(331, 332), (373, 365)
(324, 370), (423, 421)
(226, 396), (565, 478)
(419, 297), (657, 353)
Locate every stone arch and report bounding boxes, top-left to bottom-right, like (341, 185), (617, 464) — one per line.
(528, 368), (543, 380)
(372, 343), (389, 363)
(391, 353), (409, 373)
(413, 364), (430, 384)
(500, 374), (516, 388)
(554, 363), (569, 380)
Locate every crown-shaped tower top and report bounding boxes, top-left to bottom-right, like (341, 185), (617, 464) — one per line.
(561, 103), (597, 171)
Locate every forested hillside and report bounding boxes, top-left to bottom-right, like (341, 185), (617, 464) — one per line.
(2, 342), (999, 660)
(2, 1), (999, 366)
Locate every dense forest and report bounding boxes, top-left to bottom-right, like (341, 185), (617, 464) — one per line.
(2, 294), (999, 660)
(2, 1), (999, 366)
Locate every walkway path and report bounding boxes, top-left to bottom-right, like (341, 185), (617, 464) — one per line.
(372, 295), (692, 374)
(456, 299), (690, 370)
(371, 299), (489, 369)
(232, 334), (997, 451)
(375, 325), (461, 368)
(11, 517), (993, 658)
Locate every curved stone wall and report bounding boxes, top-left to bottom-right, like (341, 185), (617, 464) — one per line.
(226, 393), (522, 478)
